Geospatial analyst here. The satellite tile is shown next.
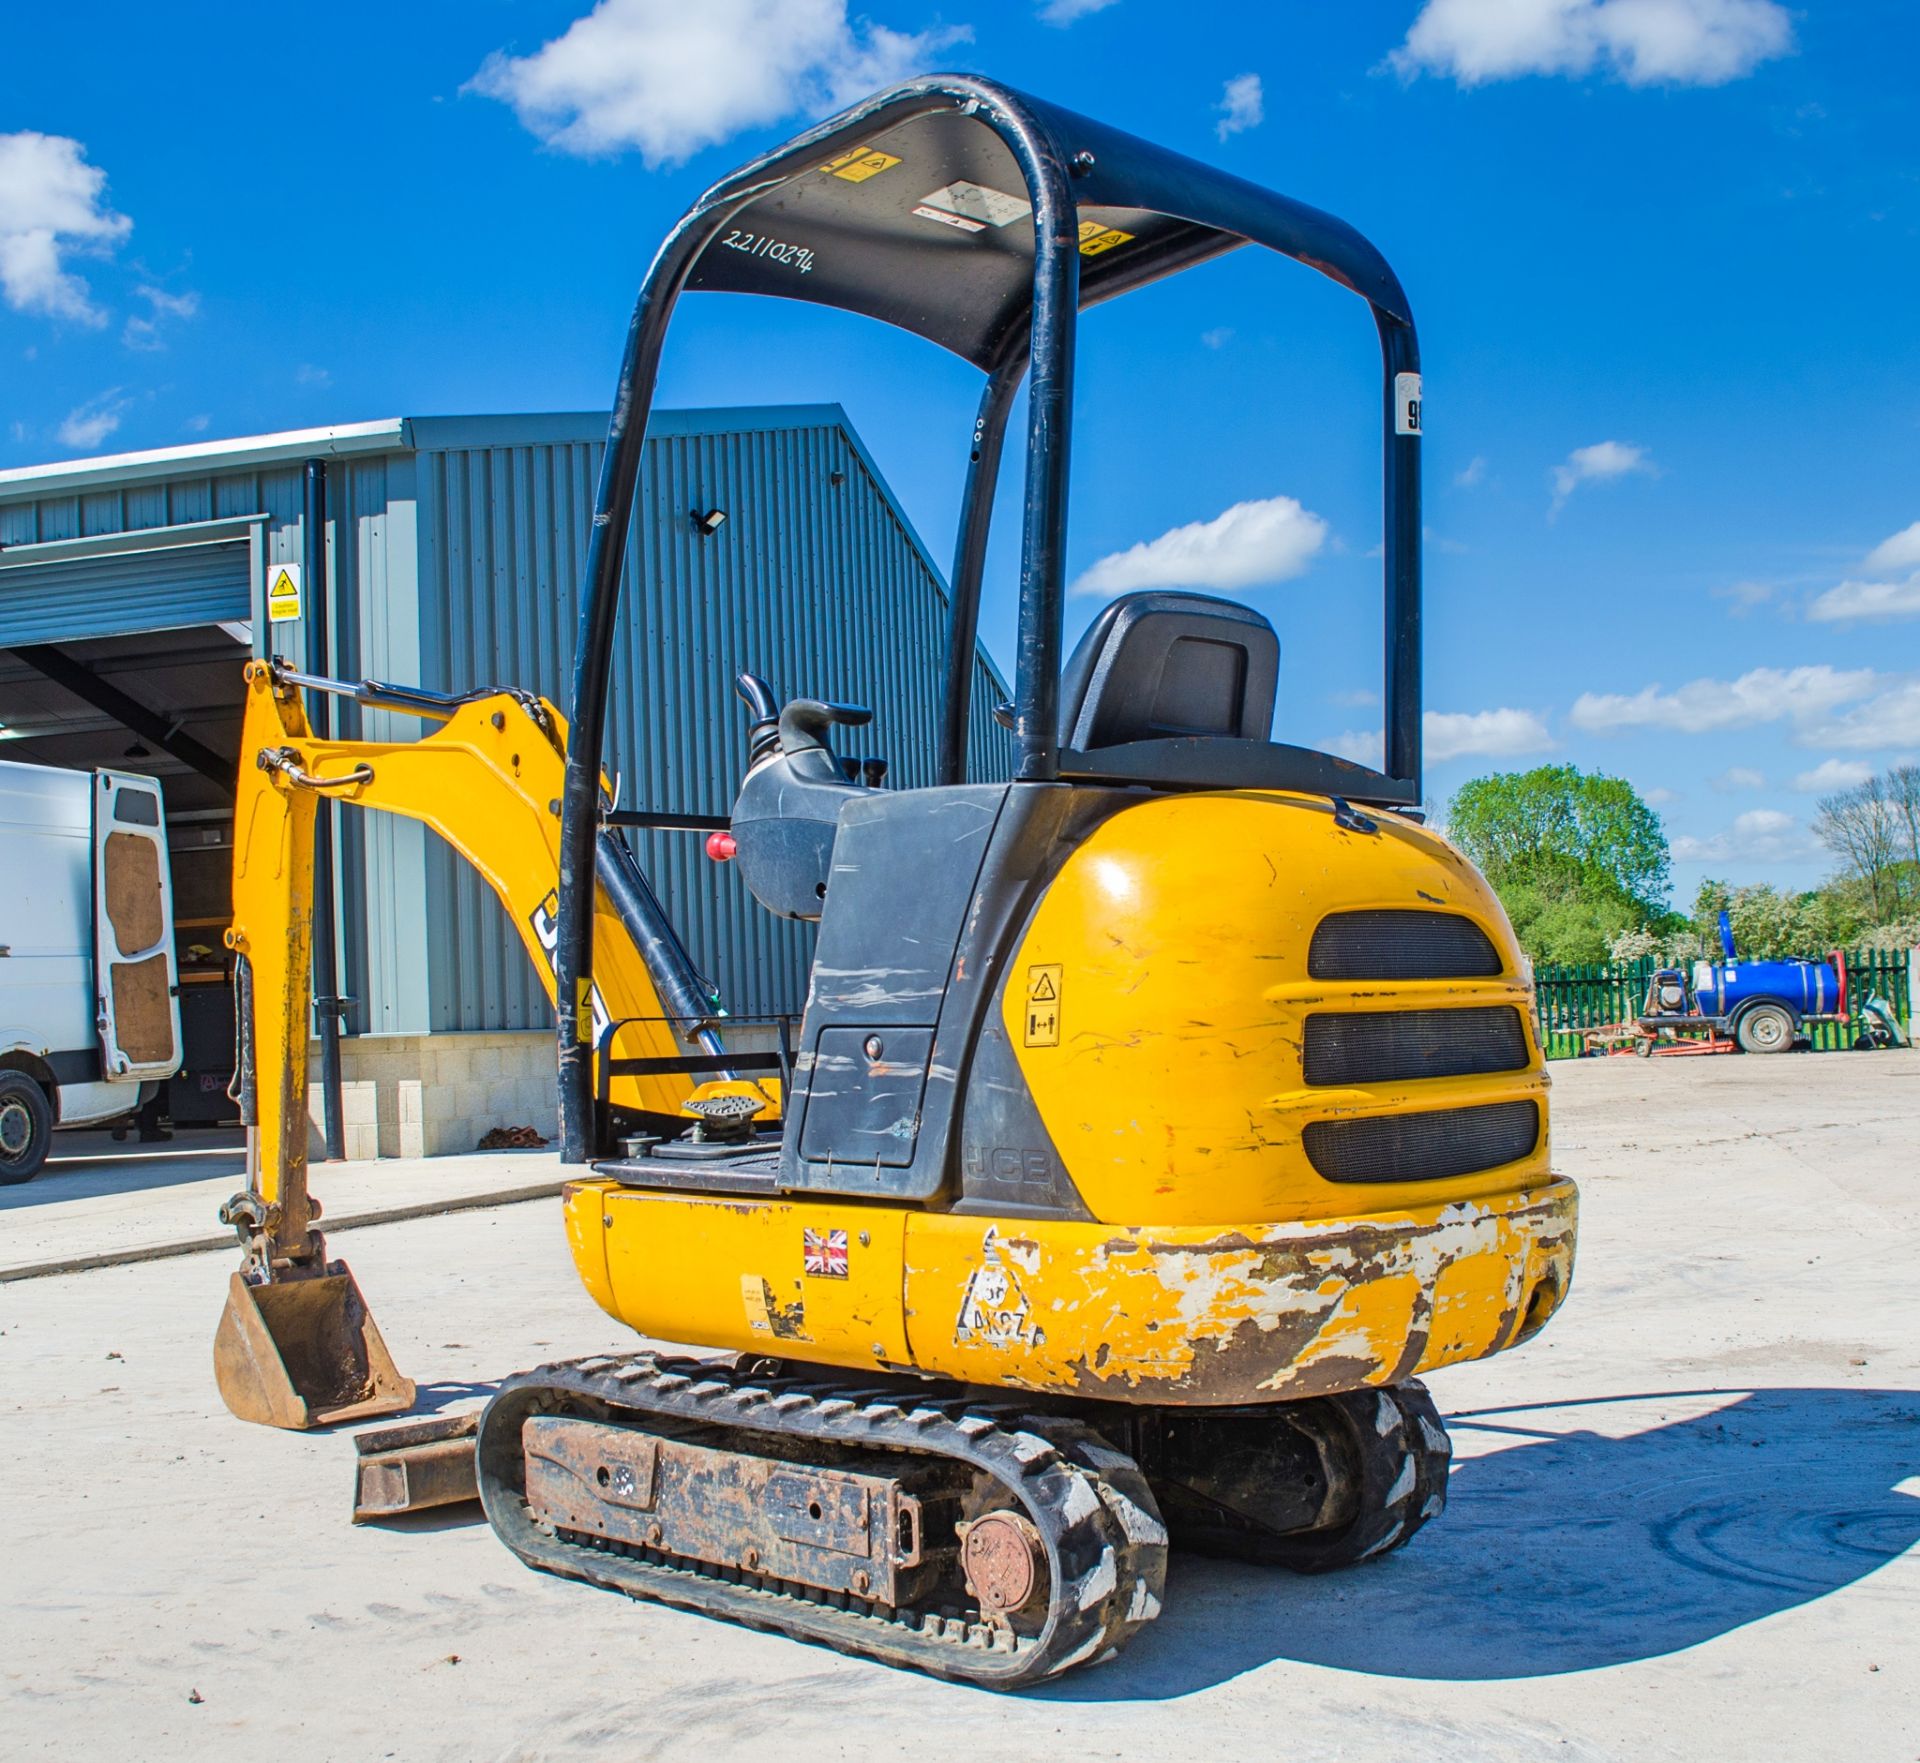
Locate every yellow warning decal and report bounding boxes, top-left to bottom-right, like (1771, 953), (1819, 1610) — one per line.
(266, 563), (302, 623)
(821, 146), (901, 183)
(574, 977), (595, 1046)
(1023, 964), (1061, 1048)
(1077, 221), (1134, 257)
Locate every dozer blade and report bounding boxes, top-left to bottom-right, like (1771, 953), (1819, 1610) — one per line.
(214, 1266), (415, 1430)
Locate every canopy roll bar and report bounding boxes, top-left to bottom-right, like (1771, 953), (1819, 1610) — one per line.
(553, 76), (1425, 1158)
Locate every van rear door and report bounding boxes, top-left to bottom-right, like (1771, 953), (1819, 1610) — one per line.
(92, 771), (182, 1081)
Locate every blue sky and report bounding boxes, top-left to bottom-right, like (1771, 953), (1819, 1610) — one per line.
(4, 0), (1918, 909)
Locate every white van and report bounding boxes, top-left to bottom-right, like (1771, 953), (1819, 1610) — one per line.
(0, 761), (182, 1182)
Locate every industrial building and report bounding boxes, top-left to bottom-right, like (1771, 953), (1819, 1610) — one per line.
(0, 407), (1014, 1156)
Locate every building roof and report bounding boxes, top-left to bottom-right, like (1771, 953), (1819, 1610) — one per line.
(0, 405), (864, 502)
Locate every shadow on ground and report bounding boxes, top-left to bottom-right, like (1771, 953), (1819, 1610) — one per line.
(1048, 1386), (1920, 1700)
(5, 1127), (247, 1209)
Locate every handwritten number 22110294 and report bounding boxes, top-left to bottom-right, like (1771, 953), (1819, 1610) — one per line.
(721, 231), (815, 275)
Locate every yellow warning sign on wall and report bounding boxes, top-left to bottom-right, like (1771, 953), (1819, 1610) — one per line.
(1023, 964), (1062, 1048)
(266, 563), (302, 623)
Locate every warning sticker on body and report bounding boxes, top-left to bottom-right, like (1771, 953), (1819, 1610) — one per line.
(1394, 371), (1422, 437)
(820, 145), (900, 183)
(1077, 221), (1134, 257)
(916, 180), (1031, 231)
(1022, 964), (1061, 1048)
(529, 890), (611, 1046)
(955, 1228), (1042, 1348)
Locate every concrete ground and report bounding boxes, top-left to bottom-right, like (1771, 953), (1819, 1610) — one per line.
(3, 1051), (1917, 1761)
(2, 1129), (565, 1280)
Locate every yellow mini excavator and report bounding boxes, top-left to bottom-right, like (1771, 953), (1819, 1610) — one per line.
(214, 76), (1578, 1687)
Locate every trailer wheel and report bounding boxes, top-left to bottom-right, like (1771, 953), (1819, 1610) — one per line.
(1735, 1004), (1794, 1055)
(0, 1073), (53, 1184)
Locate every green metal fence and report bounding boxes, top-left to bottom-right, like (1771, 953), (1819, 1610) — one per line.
(1531, 948), (1915, 1060)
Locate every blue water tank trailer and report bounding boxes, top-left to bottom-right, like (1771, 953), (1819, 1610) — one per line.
(1689, 955), (1846, 1020)
(1636, 910), (1852, 1054)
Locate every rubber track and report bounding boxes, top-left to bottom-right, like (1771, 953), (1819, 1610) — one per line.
(476, 1352), (1169, 1687)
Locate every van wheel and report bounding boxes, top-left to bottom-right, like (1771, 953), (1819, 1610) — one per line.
(0, 1074), (54, 1184)
(1735, 1004), (1794, 1055)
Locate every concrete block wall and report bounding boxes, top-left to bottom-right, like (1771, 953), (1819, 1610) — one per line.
(303, 1019), (788, 1162)
(307, 1030), (555, 1161)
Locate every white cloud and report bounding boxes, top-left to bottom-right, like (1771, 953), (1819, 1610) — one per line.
(1039, 0), (1118, 21)
(1806, 575), (1920, 624)
(1389, 0), (1793, 88)
(184, 413), (211, 434)
(0, 132), (131, 325)
(1643, 786), (1678, 805)
(56, 389), (131, 451)
(1324, 708), (1552, 769)
(1200, 326), (1234, 349)
(1711, 766), (1765, 791)
(295, 363), (332, 386)
(1550, 439), (1654, 513)
(1570, 664), (1877, 736)
(1071, 494), (1328, 599)
(1863, 520), (1920, 575)
(1803, 681), (1920, 751)
(1215, 73), (1264, 141)
(1791, 758), (1873, 793)
(1326, 729), (1384, 768)
(1455, 455), (1487, 488)
(1425, 707), (1555, 763)
(1330, 686), (1380, 709)
(138, 284), (199, 320)
(1673, 807), (1812, 864)
(470, 0), (970, 165)
(1714, 579), (1774, 612)
(122, 283), (200, 351)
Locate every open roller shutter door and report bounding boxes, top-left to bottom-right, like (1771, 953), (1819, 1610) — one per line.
(0, 541), (252, 646)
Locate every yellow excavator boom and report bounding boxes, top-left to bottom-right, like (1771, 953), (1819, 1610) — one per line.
(213, 659), (742, 1428)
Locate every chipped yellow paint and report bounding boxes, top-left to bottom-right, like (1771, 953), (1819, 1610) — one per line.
(577, 1185), (911, 1366)
(1004, 789), (1551, 1226)
(900, 1180), (1576, 1402)
(573, 1176), (1574, 1404)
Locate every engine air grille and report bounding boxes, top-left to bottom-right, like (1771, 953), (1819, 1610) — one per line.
(1303, 1006), (1530, 1087)
(1303, 1100), (1540, 1184)
(1308, 910), (1502, 981)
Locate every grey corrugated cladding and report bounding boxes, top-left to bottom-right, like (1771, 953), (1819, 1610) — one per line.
(0, 406), (1015, 1034)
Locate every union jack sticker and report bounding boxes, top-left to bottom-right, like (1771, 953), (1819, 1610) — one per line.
(802, 1228), (849, 1279)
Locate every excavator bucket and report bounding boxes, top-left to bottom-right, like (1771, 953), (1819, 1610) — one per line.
(213, 1267), (415, 1430)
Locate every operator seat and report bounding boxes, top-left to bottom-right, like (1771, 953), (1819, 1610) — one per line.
(1058, 591), (1279, 750)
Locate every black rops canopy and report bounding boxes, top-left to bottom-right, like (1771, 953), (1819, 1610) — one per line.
(685, 87), (1415, 368)
(552, 75), (1425, 1158)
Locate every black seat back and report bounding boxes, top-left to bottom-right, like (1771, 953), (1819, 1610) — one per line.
(1058, 591), (1279, 751)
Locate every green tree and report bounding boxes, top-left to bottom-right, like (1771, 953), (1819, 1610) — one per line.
(1447, 765), (1672, 963)
(1691, 878), (1854, 960)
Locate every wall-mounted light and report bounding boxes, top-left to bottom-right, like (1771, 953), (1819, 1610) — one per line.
(691, 507), (728, 537)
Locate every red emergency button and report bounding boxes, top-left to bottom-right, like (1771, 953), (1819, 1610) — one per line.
(705, 830), (737, 862)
